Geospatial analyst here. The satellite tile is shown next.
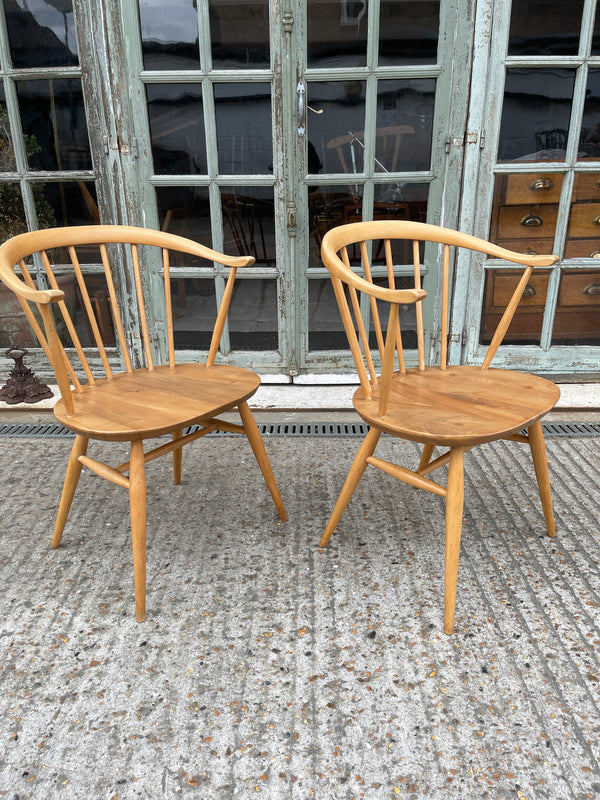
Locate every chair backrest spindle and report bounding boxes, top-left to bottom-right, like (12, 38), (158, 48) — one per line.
(99, 243), (133, 374)
(131, 244), (154, 370)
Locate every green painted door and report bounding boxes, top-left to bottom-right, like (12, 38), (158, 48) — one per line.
(457, 0), (600, 374)
(119, 0), (474, 376)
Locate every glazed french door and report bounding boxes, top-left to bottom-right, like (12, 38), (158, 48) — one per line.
(121, 0), (474, 376)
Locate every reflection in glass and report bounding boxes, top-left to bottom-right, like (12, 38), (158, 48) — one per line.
(508, 0), (583, 56)
(498, 69), (575, 163)
(379, 1), (440, 66)
(214, 83), (272, 175)
(146, 84), (206, 175)
(157, 186), (212, 247)
(552, 269), (600, 344)
(578, 70), (600, 159)
(307, 0), (368, 68)
(308, 185), (361, 268)
(375, 79), (435, 172)
(373, 182), (429, 224)
(489, 173), (562, 252)
(35, 181), (97, 228)
(0, 182), (27, 244)
(17, 79), (92, 171)
(307, 81), (366, 175)
(0, 84), (16, 172)
(228, 279), (278, 350)
(56, 273), (116, 348)
(138, 0), (199, 70)
(480, 268), (549, 345)
(308, 279), (347, 350)
(210, 1), (269, 69)
(6, 0), (78, 68)
(221, 187), (275, 266)
(170, 278), (217, 350)
(308, 274), (421, 351)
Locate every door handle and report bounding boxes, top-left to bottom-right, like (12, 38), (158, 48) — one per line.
(297, 81), (305, 137)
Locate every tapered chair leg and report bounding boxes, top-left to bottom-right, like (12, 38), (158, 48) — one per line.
(129, 440), (147, 622)
(238, 401), (287, 521)
(444, 447), (465, 635)
(418, 443), (435, 473)
(172, 428), (183, 485)
(528, 420), (556, 538)
(320, 427), (382, 548)
(52, 434), (89, 548)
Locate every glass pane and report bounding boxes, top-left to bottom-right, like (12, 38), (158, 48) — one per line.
(552, 269), (600, 345)
(35, 181), (98, 228)
(307, 0), (368, 68)
(146, 84), (206, 175)
(6, 0), (78, 68)
(375, 79), (435, 171)
(16, 79), (92, 171)
(210, 1), (269, 69)
(0, 284), (38, 349)
(498, 69), (575, 163)
(138, 0), (199, 71)
(579, 69), (600, 160)
(508, 0), (583, 56)
(480, 269), (549, 345)
(171, 278), (217, 350)
(489, 173), (563, 252)
(308, 279), (347, 350)
(308, 185), (361, 269)
(221, 187), (275, 267)
(379, 1), (440, 66)
(229, 279), (278, 350)
(373, 181), (429, 224)
(214, 83), (272, 175)
(0, 85), (16, 172)
(566, 174), (600, 257)
(0, 182), (27, 244)
(593, 5), (600, 55)
(156, 186), (212, 247)
(306, 81), (366, 175)
(57, 273), (115, 348)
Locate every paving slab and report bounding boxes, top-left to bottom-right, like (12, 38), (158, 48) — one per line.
(0, 432), (599, 799)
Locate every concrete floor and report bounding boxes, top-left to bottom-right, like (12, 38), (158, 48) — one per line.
(0, 419), (599, 799)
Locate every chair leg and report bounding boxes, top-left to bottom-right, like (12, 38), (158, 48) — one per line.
(444, 447), (465, 635)
(418, 443), (435, 473)
(319, 427), (382, 548)
(129, 440), (147, 622)
(238, 401), (287, 521)
(172, 428), (183, 485)
(528, 420), (556, 538)
(52, 434), (89, 548)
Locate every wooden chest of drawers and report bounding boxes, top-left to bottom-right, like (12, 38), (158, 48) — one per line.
(485, 173), (600, 342)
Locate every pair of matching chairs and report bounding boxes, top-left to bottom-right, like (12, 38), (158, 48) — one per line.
(0, 222), (560, 633)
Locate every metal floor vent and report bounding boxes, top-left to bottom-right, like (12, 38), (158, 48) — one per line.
(0, 420), (599, 438)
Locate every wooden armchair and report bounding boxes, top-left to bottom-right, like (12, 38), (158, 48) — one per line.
(319, 220), (560, 634)
(0, 225), (286, 621)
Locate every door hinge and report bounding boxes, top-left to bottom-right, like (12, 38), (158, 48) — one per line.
(103, 134), (138, 158)
(282, 8), (294, 33)
(445, 131), (485, 153)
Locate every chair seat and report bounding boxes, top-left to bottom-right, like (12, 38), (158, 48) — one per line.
(354, 366), (560, 447)
(54, 363), (261, 441)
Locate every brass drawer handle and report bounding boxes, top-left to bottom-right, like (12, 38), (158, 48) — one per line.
(583, 283), (600, 295)
(522, 284), (537, 296)
(529, 177), (553, 191)
(520, 214), (543, 227)
(593, 215), (600, 226)
(590, 250), (600, 258)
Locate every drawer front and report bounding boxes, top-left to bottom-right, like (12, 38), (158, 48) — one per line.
(564, 239), (600, 258)
(486, 269), (549, 310)
(496, 204), (559, 239)
(567, 202), (600, 238)
(504, 174), (562, 205)
(558, 270), (600, 307)
(573, 173), (600, 201)
(494, 238), (555, 257)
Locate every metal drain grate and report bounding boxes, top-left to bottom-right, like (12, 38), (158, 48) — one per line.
(0, 420), (599, 438)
